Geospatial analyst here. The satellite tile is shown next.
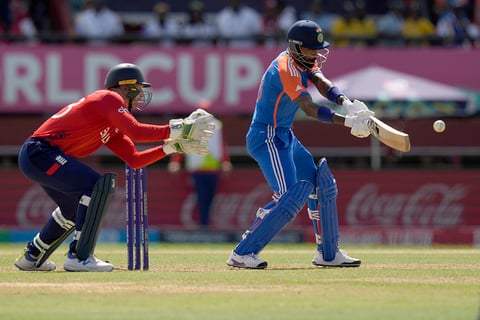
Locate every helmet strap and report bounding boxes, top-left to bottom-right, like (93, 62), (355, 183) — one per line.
(122, 84), (140, 112)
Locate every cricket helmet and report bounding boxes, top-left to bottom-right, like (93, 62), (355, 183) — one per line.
(287, 20), (330, 69)
(104, 63), (151, 89)
(104, 63), (152, 111)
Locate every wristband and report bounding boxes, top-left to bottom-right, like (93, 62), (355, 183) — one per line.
(316, 106), (335, 123)
(326, 86), (344, 104)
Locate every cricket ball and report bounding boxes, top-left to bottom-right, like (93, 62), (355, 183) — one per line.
(433, 120), (446, 133)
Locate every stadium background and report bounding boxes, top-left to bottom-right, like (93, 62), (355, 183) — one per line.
(0, 0), (479, 246)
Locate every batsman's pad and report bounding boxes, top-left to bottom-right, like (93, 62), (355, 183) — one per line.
(76, 173), (117, 260)
(35, 208), (75, 267)
(316, 158), (340, 262)
(234, 180), (313, 255)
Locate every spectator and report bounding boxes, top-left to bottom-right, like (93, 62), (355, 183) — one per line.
(274, 0), (297, 35)
(435, 1), (479, 47)
(141, 1), (180, 46)
(216, 0), (263, 47)
(351, 0), (377, 45)
(180, 0), (217, 46)
(28, 0), (74, 42)
(0, 0), (13, 39)
(402, 2), (435, 47)
(74, 0), (124, 44)
(300, 0), (334, 34)
(0, 0), (37, 42)
(331, 1), (376, 47)
(262, 0), (285, 45)
(376, 0), (405, 46)
(168, 101), (232, 228)
(262, 0), (296, 45)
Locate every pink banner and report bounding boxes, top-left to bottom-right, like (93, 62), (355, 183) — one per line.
(2, 167), (479, 244)
(2, 168), (479, 229)
(0, 44), (478, 114)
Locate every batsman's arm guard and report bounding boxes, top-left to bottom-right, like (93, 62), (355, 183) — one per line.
(76, 173), (117, 260)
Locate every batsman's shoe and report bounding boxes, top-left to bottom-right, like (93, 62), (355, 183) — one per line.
(226, 251), (268, 269)
(64, 252), (114, 272)
(14, 250), (56, 271)
(312, 249), (361, 267)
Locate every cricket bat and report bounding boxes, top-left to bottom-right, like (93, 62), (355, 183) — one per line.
(367, 116), (411, 152)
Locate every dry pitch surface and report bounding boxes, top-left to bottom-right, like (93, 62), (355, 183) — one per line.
(0, 243), (478, 320)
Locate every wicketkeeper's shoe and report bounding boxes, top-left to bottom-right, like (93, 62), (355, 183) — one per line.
(226, 251), (268, 269)
(312, 249), (361, 267)
(64, 252), (114, 272)
(14, 250), (56, 271)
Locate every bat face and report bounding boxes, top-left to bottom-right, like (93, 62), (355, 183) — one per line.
(367, 117), (411, 152)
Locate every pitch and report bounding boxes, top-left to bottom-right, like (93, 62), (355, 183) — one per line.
(0, 243), (478, 320)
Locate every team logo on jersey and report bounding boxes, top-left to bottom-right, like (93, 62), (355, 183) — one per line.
(118, 106), (128, 113)
(295, 85), (304, 91)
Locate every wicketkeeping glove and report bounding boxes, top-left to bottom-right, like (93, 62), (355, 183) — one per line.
(168, 108), (216, 142)
(163, 139), (209, 156)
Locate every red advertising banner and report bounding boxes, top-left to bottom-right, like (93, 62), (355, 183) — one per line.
(1, 167), (479, 244)
(0, 45), (478, 115)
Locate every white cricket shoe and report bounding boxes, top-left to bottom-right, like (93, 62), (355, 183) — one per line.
(14, 251), (56, 271)
(226, 251), (268, 269)
(312, 249), (361, 267)
(64, 252), (114, 272)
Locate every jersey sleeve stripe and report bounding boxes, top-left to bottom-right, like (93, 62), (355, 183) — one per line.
(287, 57), (300, 77)
(272, 92), (285, 128)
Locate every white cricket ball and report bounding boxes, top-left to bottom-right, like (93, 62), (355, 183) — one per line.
(433, 120), (446, 133)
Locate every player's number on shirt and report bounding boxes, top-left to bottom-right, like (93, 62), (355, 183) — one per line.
(51, 98), (85, 119)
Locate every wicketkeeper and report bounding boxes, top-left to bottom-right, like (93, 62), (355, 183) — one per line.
(15, 63), (215, 272)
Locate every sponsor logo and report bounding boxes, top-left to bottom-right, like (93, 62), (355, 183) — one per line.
(295, 85), (303, 91)
(118, 107), (129, 113)
(55, 155), (68, 165)
(346, 183), (466, 227)
(100, 127), (111, 144)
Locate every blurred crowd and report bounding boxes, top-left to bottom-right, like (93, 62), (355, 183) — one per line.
(0, 0), (479, 47)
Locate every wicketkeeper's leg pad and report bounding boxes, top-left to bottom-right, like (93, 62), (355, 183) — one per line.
(75, 173), (117, 260)
(316, 158), (340, 262)
(35, 207), (75, 267)
(234, 180), (313, 255)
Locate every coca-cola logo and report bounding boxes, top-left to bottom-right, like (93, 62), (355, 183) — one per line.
(346, 183), (466, 226)
(17, 185), (126, 228)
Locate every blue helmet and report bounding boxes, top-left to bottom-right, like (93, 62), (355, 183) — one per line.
(287, 20), (330, 50)
(287, 20), (330, 70)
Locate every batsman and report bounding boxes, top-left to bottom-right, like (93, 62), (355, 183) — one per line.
(227, 20), (374, 269)
(14, 63), (215, 272)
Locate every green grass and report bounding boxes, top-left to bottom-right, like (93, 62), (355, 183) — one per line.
(0, 243), (479, 320)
